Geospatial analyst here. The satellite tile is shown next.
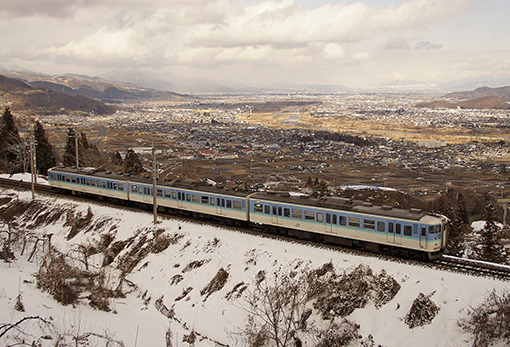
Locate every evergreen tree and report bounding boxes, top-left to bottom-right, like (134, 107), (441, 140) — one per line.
(123, 149), (144, 176)
(0, 107), (22, 172)
(111, 152), (123, 166)
(477, 202), (506, 263)
(33, 120), (56, 175)
(63, 127), (77, 167)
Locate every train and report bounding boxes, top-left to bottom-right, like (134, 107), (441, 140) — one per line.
(47, 166), (449, 260)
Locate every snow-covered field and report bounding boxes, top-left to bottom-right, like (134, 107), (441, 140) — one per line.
(0, 187), (508, 346)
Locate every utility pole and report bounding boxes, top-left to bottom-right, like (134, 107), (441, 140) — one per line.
(30, 128), (37, 199)
(152, 146), (158, 224)
(75, 133), (79, 168)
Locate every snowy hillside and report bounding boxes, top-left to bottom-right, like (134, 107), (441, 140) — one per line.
(0, 188), (508, 346)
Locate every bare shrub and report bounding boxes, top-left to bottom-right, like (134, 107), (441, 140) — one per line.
(36, 251), (81, 305)
(309, 264), (400, 320)
(14, 294), (25, 312)
(66, 207), (94, 240)
(201, 268), (229, 301)
(405, 292), (440, 328)
(182, 259), (209, 273)
(315, 320), (361, 347)
(458, 290), (510, 347)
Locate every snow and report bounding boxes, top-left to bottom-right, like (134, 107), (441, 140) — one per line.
(1, 188), (508, 346)
(0, 173), (48, 185)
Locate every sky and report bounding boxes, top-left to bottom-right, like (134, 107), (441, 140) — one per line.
(1, 0), (509, 91)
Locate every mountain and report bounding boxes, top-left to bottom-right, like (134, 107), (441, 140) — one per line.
(2, 71), (186, 102)
(445, 86), (510, 101)
(416, 96), (510, 110)
(0, 74), (116, 115)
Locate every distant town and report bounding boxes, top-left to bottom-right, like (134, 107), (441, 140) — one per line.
(35, 92), (510, 199)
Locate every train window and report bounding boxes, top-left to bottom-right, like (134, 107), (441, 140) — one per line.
(429, 225), (440, 234)
(283, 208), (290, 217)
(233, 201), (242, 210)
(264, 205), (271, 214)
(278, 207), (282, 216)
(389, 223), (394, 233)
(317, 213), (323, 222)
(210, 198), (215, 206)
(227, 200), (232, 209)
(332, 214), (337, 224)
(395, 223), (401, 234)
(292, 209), (302, 219)
(186, 194), (191, 202)
(377, 221), (385, 232)
(305, 211), (315, 221)
(172, 191), (177, 199)
(326, 214), (331, 224)
(221, 198), (226, 207)
(421, 227), (427, 237)
(254, 203), (263, 213)
(71, 177), (77, 183)
(113, 183), (118, 190)
(272, 206), (277, 215)
(91, 180), (96, 187)
(404, 225), (412, 236)
(364, 219), (375, 230)
(66, 176), (71, 182)
(349, 217), (360, 228)
(339, 216), (347, 226)
(139, 187), (143, 194)
(157, 189), (163, 197)
(202, 196), (209, 204)
(192, 194), (199, 203)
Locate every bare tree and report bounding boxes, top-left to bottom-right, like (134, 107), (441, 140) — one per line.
(241, 271), (310, 347)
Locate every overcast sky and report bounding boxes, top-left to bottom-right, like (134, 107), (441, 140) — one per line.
(1, 0), (509, 90)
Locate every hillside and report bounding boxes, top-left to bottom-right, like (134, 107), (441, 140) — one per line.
(0, 74), (116, 115)
(446, 86), (510, 101)
(3, 71), (185, 102)
(416, 96), (510, 110)
(1, 182), (509, 346)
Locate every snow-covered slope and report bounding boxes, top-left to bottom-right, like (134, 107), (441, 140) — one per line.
(0, 188), (508, 346)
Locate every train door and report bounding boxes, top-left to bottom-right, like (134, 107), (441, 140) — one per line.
(143, 187), (151, 202)
(395, 223), (402, 245)
(216, 197), (225, 215)
(420, 226), (427, 249)
(177, 191), (184, 208)
(271, 205), (283, 225)
(387, 222), (395, 243)
(325, 213), (333, 233)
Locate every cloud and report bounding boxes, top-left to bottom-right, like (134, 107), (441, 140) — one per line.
(384, 37), (411, 50)
(415, 41), (443, 50)
(0, 0), (475, 87)
(352, 52), (370, 61)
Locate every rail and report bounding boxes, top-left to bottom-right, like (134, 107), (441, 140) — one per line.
(434, 255), (510, 281)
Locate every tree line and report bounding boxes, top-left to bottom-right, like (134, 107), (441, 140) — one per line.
(0, 107), (144, 176)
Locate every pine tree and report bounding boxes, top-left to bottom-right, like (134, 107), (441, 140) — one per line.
(477, 202), (506, 263)
(63, 127), (77, 167)
(0, 107), (23, 173)
(33, 120), (56, 175)
(110, 152), (123, 166)
(123, 149), (143, 176)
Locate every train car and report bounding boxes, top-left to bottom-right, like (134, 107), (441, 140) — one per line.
(48, 167), (129, 201)
(128, 177), (252, 222)
(48, 167), (251, 223)
(248, 191), (448, 259)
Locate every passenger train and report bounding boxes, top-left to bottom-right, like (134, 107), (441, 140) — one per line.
(47, 166), (449, 260)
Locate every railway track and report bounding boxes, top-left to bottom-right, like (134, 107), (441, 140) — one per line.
(434, 255), (510, 281)
(1, 177), (510, 281)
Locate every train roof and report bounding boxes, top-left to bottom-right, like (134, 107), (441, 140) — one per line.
(250, 192), (440, 222)
(49, 166), (252, 198)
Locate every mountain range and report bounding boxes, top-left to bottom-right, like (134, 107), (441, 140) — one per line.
(416, 86), (510, 110)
